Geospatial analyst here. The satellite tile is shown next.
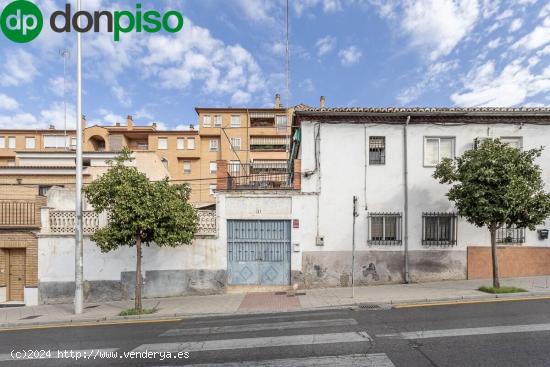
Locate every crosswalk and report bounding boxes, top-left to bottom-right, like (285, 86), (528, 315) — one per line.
(135, 312), (395, 366)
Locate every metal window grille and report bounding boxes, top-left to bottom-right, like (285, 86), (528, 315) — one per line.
(496, 225), (525, 244)
(422, 212), (457, 246)
(368, 212), (402, 246)
(369, 136), (386, 165)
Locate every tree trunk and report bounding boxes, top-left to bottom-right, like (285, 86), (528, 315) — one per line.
(135, 236), (142, 311)
(490, 225), (500, 289)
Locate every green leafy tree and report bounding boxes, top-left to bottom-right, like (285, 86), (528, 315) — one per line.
(434, 138), (550, 288)
(84, 149), (198, 311)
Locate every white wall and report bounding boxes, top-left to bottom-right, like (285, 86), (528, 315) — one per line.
(300, 121), (550, 253)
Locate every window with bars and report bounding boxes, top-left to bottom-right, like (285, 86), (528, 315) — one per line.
(368, 213), (402, 245)
(422, 213), (457, 246)
(369, 136), (386, 165)
(496, 224), (525, 244)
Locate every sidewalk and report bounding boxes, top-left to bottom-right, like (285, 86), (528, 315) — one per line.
(2, 276), (550, 329)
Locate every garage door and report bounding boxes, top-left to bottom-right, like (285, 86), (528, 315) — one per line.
(228, 220), (291, 285)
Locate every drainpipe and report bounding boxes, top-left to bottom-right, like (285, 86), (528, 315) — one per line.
(364, 125), (368, 211)
(403, 115), (411, 284)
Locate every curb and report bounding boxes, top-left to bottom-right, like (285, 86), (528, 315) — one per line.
(2, 291), (550, 330)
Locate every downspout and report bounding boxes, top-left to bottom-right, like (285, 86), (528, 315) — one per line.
(403, 115), (410, 283)
(364, 125), (368, 211)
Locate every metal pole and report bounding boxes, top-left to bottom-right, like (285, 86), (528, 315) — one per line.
(403, 116), (410, 284)
(352, 196), (358, 298)
(74, 0), (84, 315)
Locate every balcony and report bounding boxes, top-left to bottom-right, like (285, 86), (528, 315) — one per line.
(217, 160), (300, 191)
(0, 200), (40, 228)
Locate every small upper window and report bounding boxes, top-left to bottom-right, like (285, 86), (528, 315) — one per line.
(209, 139), (219, 151)
(209, 162), (217, 174)
(424, 137), (455, 166)
(230, 115), (241, 128)
(8, 136), (16, 149)
(369, 136), (385, 165)
(183, 161), (191, 174)
(44, 135), (68, 148)
(214, 115), (222, 127)
(203, 115), (211, 127)
(158, 137), (168, 150)
(25, 137), (36, 149)
(500, 137), (522, 150)
(187, 138), (195, 150)
(276, 115), (287, 132)
(230, 137), (241, 150)
(0, 136), (5, 149)
(177, 138), (185, 150)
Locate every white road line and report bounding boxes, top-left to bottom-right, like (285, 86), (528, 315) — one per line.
(133, 331), (372, 353)
(0, 349), (119, 362)
(378, 323), (550, 340)
(161, 319), (358, 336)
(184, 311), (344, 325)
(160, 353), (395, 367)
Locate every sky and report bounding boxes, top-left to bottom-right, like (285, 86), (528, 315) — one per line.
(0, 0), (549, 130)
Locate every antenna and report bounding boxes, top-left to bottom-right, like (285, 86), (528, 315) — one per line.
(285, 0), (291, 155)
(59, 48), (70, 145)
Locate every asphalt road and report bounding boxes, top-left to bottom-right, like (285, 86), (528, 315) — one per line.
(2, 298), (550, 366)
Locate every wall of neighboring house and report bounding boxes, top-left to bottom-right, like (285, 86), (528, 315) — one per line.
(38, 188), (224, 304)
(298, 120), (550, 286)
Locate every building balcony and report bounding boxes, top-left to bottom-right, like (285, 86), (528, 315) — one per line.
(216, 160), (300, 191)
(0, 200), (41, 229)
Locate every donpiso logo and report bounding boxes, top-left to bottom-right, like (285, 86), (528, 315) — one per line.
(1, 0), (43, 43)
(1, 1), (184, 43)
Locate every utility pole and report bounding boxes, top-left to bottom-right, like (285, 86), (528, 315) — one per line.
(74, 0), (84, 315)
(351, 195), (359, 298)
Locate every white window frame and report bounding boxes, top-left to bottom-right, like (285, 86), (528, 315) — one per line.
(229, 160), (240, 174)
(230, 115), (241, 128)
(183, 161), (192, 174)
(230, 137), (241, 150)
(209, 184), (217, 196)
(0, 136), (5, 149)
(157, 137), (168, 150)
(214, 115), (222, 127)
(8, 136), (16, 149)
(203, 115), (211, 127)
(209, 139), (219, 152)
(70, 137), (77, 149)
(276, 115), (287, 132)
(187, 138), (195, 150)
(25, 137), (35, 149)
(209, 161), (217, 174)
(44, 135), (70, 149)
(500, 136), (523, 150)
(423, 137), (455, 167)
(177, 138), (185, 150)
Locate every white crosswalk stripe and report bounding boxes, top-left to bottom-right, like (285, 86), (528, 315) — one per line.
(377, 322), (550, 340)
(161, 319), (358, 336)
(132, 331), (372, 353)
(157, 353), (395, 366)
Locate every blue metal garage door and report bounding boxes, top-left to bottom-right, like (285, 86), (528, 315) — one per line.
(227, 220), (291, 285)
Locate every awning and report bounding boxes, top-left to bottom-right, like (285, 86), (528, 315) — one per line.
(250, 112), (275, 118)
(250, 137), (287, 145)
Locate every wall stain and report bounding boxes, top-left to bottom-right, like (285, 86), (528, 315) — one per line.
(362, 263), (380, 281)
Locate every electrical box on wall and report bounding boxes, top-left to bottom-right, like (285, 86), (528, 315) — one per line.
(315, 235), (325, 246)
(293, 243), (300, 252)
(539, 229), (549, 240)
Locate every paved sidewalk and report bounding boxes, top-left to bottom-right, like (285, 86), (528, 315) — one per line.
(2, 276), (550, 328)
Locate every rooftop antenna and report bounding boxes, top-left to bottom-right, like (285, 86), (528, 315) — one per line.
(59, 49), (70, 146)
(285, 0), (291, 155)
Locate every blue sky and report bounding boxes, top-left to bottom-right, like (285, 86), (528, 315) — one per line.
(0, 0), (549, 130)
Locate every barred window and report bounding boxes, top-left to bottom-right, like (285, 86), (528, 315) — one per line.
(369, 136), (385, 165)
(368, 213), (402, 245)
(497, 225), (525, 244)
(422, 213), (457, 246)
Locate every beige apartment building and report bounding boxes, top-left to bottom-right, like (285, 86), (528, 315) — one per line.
(0, 95), (291, 206)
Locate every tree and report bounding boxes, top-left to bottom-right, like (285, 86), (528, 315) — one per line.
(84, 149), (198, 311)
(433, 138), (550, 288)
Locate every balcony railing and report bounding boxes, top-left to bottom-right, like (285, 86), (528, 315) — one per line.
(47, 209), (216, 237)
(227, 163), (291, 190)
(0, 200), (39, 228)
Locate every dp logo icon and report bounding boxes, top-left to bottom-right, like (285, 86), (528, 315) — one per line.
(1, 0), (43, 43)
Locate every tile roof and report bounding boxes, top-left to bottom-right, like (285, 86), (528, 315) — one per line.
(294, 106), (550, 114)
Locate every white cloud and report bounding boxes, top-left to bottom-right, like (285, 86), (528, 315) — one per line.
(111, 84), (132, 107)
(271, 42), (286, 55)
(141, 19), (267, 104)
(487, 38), (501, 49)
(399, 0), (480, 60)
(294, 0), (343, 16)
(0, 50), (38, 86)
(513, 16), (550, 51)
(0, 113), (38, 129)
(236, 0), (277, 22)
(315, 36), (337, 56)
(509, 18), (523, 32)
(451, 59), (550, 106)
(397, 60), (459, 104)
(0, 94), (19, 110)
(40, 102), (77, 129)
(338, 46), (362, 66)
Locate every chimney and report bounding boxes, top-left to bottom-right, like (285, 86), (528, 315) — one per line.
(49, 124), (55, 130)
(320, 96), (326, 109)
(275, 94), (281, 108)
(81, 115), (87, 131)
(189, 124), (195, 130)
(127, 115), (133, 130)
(115, 122), (120, 127)
(151, 122), (157, 129)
